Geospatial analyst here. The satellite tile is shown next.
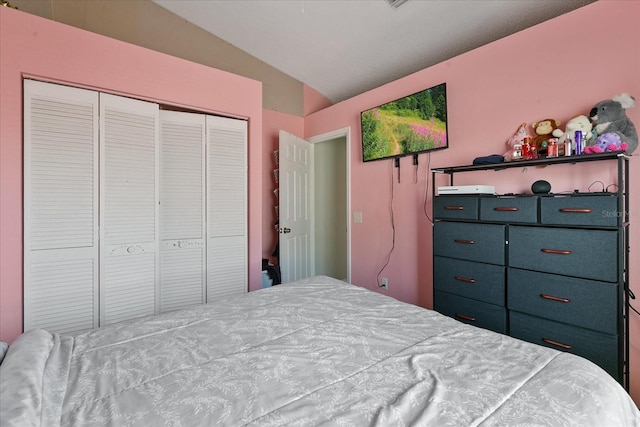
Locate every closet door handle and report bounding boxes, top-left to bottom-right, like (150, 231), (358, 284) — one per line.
(454, 276), (476, 284)
(541, 248), (572, 255)
(542, 338), (573, 350)
(444, 205), (464, 211)
(455, 313), (476, 322)
(559, 208), (592, 213)
(454, 239), (475, 245)
(540, 294), (571, 303)
(494, 207), (518, 211)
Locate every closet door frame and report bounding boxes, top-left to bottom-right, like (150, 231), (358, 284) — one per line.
(24, 80), (248, 333)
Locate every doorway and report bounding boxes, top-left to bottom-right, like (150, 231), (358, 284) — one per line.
(278, 127), (350, 284)
(308, 128), (350, 282)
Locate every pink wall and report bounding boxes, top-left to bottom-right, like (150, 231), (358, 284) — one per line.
(0, 8), (263, 343)
(304, 0), (640, 402)
(261, 109), (304, 265)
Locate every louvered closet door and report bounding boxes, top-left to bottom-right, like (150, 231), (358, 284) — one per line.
(23, 80), (99, 334)
(159, 110), (206, 312)
(100, 94), (160, 325)
(206, 116), (248, 300)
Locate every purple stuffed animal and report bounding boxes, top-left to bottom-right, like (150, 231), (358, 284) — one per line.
(583, 132), (628, 154)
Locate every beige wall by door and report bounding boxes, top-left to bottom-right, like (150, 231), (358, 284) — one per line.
(314, 137), (347, 280)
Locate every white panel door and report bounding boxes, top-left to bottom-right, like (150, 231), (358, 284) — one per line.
(206, 116), (247, 300)
(159, 110), (206, 312)
(278, 131), (314, 283)
(100, 93), (160, 325)
(23, 80), (100, 333)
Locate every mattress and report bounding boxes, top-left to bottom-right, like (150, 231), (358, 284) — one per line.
(1, 275), (638, 426)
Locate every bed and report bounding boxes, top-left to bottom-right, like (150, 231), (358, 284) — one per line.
(1, 275), (638, 426)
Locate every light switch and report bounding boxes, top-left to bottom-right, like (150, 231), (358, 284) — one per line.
(353, 212), (362, 223)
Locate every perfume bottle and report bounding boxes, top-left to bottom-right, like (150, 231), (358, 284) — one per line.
(564, 138), (572, 156)
(575, 130), (583, 155)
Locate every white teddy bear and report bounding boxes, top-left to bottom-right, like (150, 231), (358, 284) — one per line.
(552, 114), (595, 152)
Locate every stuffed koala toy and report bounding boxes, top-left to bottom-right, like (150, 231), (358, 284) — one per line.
(589, 94), (638, 153)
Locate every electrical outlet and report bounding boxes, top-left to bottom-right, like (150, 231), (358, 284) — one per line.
(353, 212), (363, 223)
(381, 277), (389, 290)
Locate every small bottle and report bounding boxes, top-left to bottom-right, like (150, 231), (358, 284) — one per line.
(547, 141), (557, 157)
(539, 140), (548, 158)
(564, 138), (572, 156)
(575, 130), (583, 155)
(512, 142), (523, 160)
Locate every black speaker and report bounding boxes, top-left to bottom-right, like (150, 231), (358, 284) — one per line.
(531, 180), (551, 194)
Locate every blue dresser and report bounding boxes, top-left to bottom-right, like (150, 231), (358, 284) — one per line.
(431, 153), (629, 387)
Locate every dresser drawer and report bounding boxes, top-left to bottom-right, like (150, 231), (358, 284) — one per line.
(540, 194), (618, 227)
(480, 196), (538, 223)
(510, 311), (619, 380)
(507, 268), (617, 334)
(508, 226), (618, 282)
(434, 291), (507, 334)
(434, 256), (505, 305)
(434, 222), (505, 265)
(434, 196), (479, 220)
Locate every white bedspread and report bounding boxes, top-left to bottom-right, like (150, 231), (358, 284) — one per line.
(1, 276), (638, 426)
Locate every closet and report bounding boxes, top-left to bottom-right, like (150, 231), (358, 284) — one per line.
(23, 80), (247, 334)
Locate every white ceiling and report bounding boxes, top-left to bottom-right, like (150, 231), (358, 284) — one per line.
(153, 0), (596, 103)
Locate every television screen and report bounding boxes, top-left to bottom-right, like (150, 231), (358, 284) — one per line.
(361, 82), (448, 162)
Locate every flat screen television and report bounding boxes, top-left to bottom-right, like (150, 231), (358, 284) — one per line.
(361, 82), (448, 162)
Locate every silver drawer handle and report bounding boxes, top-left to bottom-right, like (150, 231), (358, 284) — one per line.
(444, 206), (464, 211)
(454, 276), (476, 284)
(493, 207), (518, 211)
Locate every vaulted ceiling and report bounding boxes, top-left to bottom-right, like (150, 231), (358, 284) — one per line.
(153, 0), (596, 103)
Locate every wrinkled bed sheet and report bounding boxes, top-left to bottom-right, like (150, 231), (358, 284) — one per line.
(1, 276), (639, 426)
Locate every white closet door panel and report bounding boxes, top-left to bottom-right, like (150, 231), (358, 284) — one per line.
(101, 95), (159, 246)
(25, 82), (98, 251)
(207, 116), (247, 238)
(25, 253), (97, 333)
(207, 236), (246, 300)
(100, 94), (160, 324)
(206, 116), (247, 301)
(160, 246), (205, 312)
(103, 253), (156, 324)
(160, 111), (205, 240)
(159, 110), (206, 312)
(23, 80), (99, 333)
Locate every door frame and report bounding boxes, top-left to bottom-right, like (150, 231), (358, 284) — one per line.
(307, 127), (351, 283)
